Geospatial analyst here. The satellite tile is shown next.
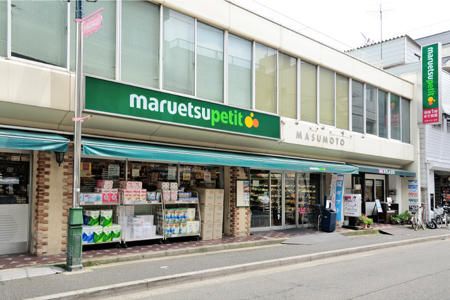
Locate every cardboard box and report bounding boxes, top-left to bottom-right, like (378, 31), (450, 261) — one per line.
(101, 192), (119, 204)
(80, 193), (102, 205)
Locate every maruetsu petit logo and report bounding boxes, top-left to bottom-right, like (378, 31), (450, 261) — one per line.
(129, 94), (260, 129)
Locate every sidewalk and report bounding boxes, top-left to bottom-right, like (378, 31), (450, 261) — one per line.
(1, 225), (449, 300)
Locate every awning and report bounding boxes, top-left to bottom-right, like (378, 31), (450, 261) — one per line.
(82, 138), (358, 174)
(0, 129), (69, 152)
(357, 164), (416, 177)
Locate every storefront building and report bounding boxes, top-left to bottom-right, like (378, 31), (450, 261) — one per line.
(0, 0), (416, 256)
(348, 33), (450, 219)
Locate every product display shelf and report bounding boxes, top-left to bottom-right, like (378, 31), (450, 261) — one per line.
(121, 201), (164, 245)
(162, 199), (201, 240)
(81, 203), (121, 247)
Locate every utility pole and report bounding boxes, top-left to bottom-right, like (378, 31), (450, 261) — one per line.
(66, 0), (84, 272)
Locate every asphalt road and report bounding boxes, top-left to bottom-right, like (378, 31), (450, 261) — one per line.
(107, 238), (450, 300)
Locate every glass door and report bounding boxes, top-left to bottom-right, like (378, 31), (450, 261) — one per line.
(364, 179), (374, 202)
(297, 173), (320, 227)
(375, 179), (385, 201)
(270, 172), (282, 226)
(250, 170), (270, 228)
(284, 173), (296, 226)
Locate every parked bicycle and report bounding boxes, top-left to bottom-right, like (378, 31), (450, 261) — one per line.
(411, 204), (425, 231)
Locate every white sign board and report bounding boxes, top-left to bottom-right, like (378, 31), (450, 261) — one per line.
(236, 180), (250, 207)
(343, 194), (362, 217)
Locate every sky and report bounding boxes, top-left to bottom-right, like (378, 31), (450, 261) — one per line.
(231, 0), (450, 51)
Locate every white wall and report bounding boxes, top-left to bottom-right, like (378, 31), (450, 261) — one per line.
(156, 0), (413, 100)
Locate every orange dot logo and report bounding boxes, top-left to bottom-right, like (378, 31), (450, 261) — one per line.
(244, 113), (259, 128)
(428, 96), (435, 106)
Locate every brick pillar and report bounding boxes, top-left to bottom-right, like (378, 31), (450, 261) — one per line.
(225, 167), (251, 237)
(32, 152), (51, 255)
(61, 144), (74, 253)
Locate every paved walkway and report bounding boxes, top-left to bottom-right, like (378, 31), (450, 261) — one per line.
(0, 225), (448, 300)
(0, 228), (311, 270)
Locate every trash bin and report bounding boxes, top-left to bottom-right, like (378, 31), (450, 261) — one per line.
(66, 207), (83, 271)
(320, 209), (336, 232)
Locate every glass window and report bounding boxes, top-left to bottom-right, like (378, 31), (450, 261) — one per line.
(378, 90), (388, 138)
(336, 74), (349, 130)
(319, 67), (334, 125)
(402, 98), (410, 143)
(12, 0), (67, 67)
(352, 80), (364, 133)
(228, 34), (252, 109)
(0, 0), (6, 57)
(301, 61), (317, 123)
(390, 94), (401, 140)
(163, 9), (194, 95)
(71, 0), (116, 78)
(197, 23), (224, 102)
(279, 53), (297, 119)
(366, 85), (377, 135)
(122, 1), (159, 88)
(255, 43), (277, 114)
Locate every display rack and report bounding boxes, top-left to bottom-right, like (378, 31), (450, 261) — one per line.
(120, 202), (164, 244)
(80, 203), (121, 246)
(160, 192), (202, 240)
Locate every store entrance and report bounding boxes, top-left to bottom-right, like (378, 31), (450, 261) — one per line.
(0, 152), (31, 255)
(250, 170), (321, 230)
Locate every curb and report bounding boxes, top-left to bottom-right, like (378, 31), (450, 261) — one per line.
(28, 233), (450, 300)
(82, 238), (286, 267)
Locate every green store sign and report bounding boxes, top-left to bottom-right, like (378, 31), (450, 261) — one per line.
(422, 43), (440, 124)
(85, 77), (280, 139)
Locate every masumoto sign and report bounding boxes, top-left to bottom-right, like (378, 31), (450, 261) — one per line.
(422, 43), (441, 125)
(85, 77), (280, 139)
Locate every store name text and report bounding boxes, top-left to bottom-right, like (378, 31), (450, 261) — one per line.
(130, 94), (260, 129)
(296, 131), (346, 147)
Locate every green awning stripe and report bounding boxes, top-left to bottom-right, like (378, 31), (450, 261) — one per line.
(357, 164), (416, 177)
(0, 129), (69, 152)
(82, 138), (358, 174)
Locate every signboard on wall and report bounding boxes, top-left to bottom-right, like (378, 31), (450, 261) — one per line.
(408, 180), (419, 212)
(85, 76), (280, 139)
(343, 194), (362, 217)
(335, 175), (344, 222)
(422, 43), (441, 125)
(236, 180), (250, 207)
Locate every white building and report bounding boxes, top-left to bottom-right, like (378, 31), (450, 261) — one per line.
(0, 0), (416, 256)
(348, 32), (450, 218)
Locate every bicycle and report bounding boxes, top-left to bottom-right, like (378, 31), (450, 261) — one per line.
(411, 204), (425, 231)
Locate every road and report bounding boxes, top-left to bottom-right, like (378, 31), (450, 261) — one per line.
(104, 238), (450, 300)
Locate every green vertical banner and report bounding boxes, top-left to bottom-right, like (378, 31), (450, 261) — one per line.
(422, 43), (441, 124)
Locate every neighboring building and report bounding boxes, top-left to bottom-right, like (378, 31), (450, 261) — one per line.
(348, 31), (450, 219)
(0, 0), (415, 257)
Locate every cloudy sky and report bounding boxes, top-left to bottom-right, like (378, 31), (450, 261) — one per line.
(231, 0), (450, 50)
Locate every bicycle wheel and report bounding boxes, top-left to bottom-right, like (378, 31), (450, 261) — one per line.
(427, 221), (437, 229)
